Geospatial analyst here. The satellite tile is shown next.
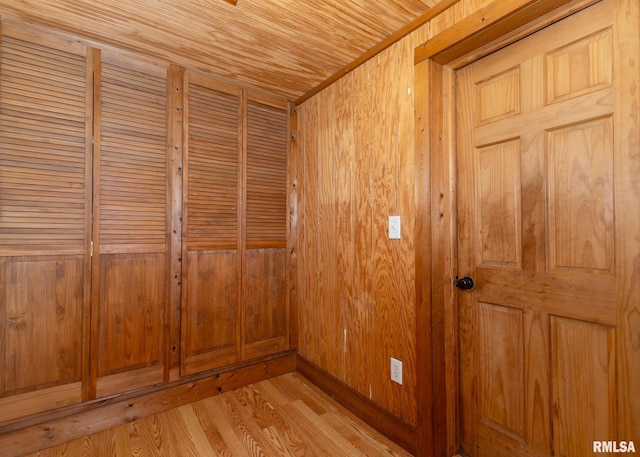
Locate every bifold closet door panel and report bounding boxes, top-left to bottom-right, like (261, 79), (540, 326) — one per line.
(0, 24), (91, 421)
(181, 74), (241, 376)
(92, 51), (170, 398)
(244, 98), (289, 358)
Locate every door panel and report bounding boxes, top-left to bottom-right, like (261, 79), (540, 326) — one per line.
(477, 302), (524, 439)
(181, 73), (241, 375)
(183, 249), (238, 374)
(551, 317), (616, 457)
(244, 98), (289, 358)
(0, 28), (90, 419)
(546, 116), (614, 273)
(456, 1), (633, 455)
(93, 52), (169, 396)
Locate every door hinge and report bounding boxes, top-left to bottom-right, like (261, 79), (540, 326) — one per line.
(90, 240), (94, 257)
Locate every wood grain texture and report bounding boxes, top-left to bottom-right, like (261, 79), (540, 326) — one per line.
(181, 72), (289, 374)
(551, 317), (616, 457)
(183, 74), (239, 249)
(613, 0), (640, 442)
(296, 3), (478, 432)
(454, 2), (638, 455)
(298, 96), (319, 365)
(245, 100), (287, 245)
(98, 59), (168, 251)
(413, 58), (435, 457)
(24, 372), (412, 457)
(92, 52), (169, 397)
(0, 0), (438, 100)
(0, 353), (295, 457)
(0, 33), (88, 256)
(316, 82), (339, 376)
(0, 14), (289, 427)
(350, 59), (374, 396)
(182, 250), (239, 375)
(96, 253), (165, 378)
(371, 44), (398, 414)
(244, 248), (288, 359)
(547, 117), (614, 273)
(1, 257), (83, 395)
(287, 103), (298, 352)
(167, 64), (184, 372)
(415, 2), (623, 455)
(415, 0), (577, 65)
(334, 74), (354, 384)
(297, 356), (417, 455)
(0, 23), (90, 419)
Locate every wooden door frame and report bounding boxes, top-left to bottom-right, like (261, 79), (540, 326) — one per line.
(413, 0), (606, 455)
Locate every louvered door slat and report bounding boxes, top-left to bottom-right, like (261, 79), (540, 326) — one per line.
(186, 84), (239, 247)
(246, 101), (287, 244)
(0, 37), (87, 255)
(99, 62), (167, 248)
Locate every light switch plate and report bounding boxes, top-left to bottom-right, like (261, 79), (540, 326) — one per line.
(389, 216), (401, 239)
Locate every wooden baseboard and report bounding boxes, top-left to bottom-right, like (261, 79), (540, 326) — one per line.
(296, 355), (417, 455)
(0, 351), (296, 457)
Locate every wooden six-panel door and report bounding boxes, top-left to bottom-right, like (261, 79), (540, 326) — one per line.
(456, 1), (637, 456)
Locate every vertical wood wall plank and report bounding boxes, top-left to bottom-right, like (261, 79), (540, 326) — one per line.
(351, 58), (375, 396)
(238, 89), (246, 363)
(288, 103), (299, 351)
(317, 83), (338, 375)
(82, 46), (95, 402)
(372, 43), (401, 418)
(614, 0), (640, 440)
(295, 103), (307, 359)
(396, 28), (420, 427)
(301, 96), (320, 366)
(167, 64), (184, 377)
(414, 57), (435, 456)
(334, 74), (354, 382)
(89, 48), (102, 400)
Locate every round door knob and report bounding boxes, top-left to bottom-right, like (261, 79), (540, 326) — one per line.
(455, 276), (475, 290)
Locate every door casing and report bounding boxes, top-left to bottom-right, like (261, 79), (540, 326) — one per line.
(413, 0), (640, 455)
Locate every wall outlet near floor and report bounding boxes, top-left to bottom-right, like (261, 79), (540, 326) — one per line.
(390, 357), (403, 385)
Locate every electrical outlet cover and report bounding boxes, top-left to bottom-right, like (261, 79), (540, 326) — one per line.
(390, 357), (403, 385)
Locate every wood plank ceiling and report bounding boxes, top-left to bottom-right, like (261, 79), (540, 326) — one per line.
(0, 0), (438, 100)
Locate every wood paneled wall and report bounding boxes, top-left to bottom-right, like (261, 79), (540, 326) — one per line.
(294, 0), (494, 426)
(0, 17), (290, 425)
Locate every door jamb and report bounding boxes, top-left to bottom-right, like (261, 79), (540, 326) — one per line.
(413, 1), (601, 455)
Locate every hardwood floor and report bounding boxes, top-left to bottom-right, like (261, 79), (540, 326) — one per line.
(25, 373), (413, 457)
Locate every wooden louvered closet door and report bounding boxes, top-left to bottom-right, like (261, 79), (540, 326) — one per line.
(181, 73), (241, 375)
(92, 50), (169, 397)
(243, 96), (289, 359)
(0, 24), (91, 420)
(180, 74), (290, 375)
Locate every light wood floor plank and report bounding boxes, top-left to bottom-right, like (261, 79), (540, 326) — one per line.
(24, 374), (413, 457)
(235, 385), (317, 457)
(191, 399), (235, 456)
